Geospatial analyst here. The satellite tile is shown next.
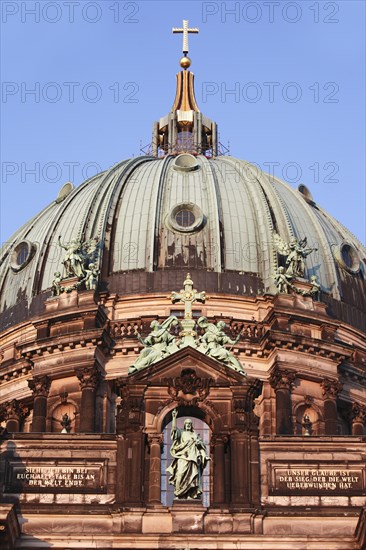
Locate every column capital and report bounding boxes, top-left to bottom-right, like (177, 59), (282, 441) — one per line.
(147, 433), (164, 448)
(321, 378), (343, 399)
(210, 433), (229, 454)
(28, 375), (51, 397)
(0, 399), (29, 421)
(76, 367), (102, 390)
(351, 402), (366, 424)
(269, 366), (296, 391)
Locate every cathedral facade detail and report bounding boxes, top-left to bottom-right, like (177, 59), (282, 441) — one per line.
(0, 19), (365, 550)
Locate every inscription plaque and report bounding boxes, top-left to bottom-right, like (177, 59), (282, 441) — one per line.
(271, 467), (364, 495)
(5, 461), (106, 493)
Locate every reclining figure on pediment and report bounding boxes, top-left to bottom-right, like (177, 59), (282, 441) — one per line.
(196, 316), (247, 376)
(129, 316), (179, 374)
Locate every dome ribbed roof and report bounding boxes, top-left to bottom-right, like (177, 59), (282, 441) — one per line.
(1, 154), (365, 330)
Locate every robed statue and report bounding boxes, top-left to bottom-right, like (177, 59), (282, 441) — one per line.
(167, 409), (210, 500)
(196, 317), (246, 375)
(58, 236), (85, 278)
(273, 233), (317, 278)
(58, 235), (100, 280)
(129, 316), (179, 374)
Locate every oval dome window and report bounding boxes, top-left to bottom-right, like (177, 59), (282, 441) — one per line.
(333, 241), (360, 274)
(10, 240), (36, 272)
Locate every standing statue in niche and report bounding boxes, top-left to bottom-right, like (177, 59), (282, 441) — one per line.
(129, 316), (179, 374)
(167, 409), (209, 500)
(196, 317), (247, 375)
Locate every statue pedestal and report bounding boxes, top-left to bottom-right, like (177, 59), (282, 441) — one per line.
(292, 277), (312, 294)
(171, 499), (206, 533)
(172, 498), (205, 508)
(179, 319), (198, 348)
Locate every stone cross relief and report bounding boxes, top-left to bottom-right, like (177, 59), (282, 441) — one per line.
(129, 274), (246, 376)
(172, 19), (199, 54)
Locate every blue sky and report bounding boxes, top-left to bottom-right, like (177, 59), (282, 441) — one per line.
(1, 0), (365, 244)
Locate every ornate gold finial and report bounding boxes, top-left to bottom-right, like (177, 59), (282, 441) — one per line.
(172, 19), (199, 69)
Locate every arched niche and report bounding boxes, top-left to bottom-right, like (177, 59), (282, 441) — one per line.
(293, 401), (323, 435)
(158, 400), (222, 434)
(50, 401), (78, 433)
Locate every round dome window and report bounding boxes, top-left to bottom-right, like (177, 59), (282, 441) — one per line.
(167, 203), (205, 233)
(175, 209), (196, 228)
(333, 241), (360, 274)
(10, 240), (36, 272)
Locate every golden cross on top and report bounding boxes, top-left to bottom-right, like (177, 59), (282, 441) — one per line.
(171, 273), (205, 320)
(172, 19), (199, 55)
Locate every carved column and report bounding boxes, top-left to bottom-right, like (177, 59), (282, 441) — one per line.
(321, 379), (342, 435)
(0, 400), (29, 432)
(211, 434), (228, 506)
(115, 435), (128, 503)
(28, 375), (51, 432)
(147, 434), (163, 505)
(127, 431), (145, 505)
(115, 390), (145, 505)
(249, 411), (260, 506)
(230, 431), (249, 506)
(76, 367), (101, 433)
(269, 367), (296, 435)
(351, 403), (366, 436)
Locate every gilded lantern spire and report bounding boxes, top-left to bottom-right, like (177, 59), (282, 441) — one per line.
(150, 20), (218, 157)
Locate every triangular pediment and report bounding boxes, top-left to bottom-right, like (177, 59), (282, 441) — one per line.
(127, 345), (252, 386)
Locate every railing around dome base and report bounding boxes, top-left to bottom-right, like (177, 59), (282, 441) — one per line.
(140, 136), (230, 158)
